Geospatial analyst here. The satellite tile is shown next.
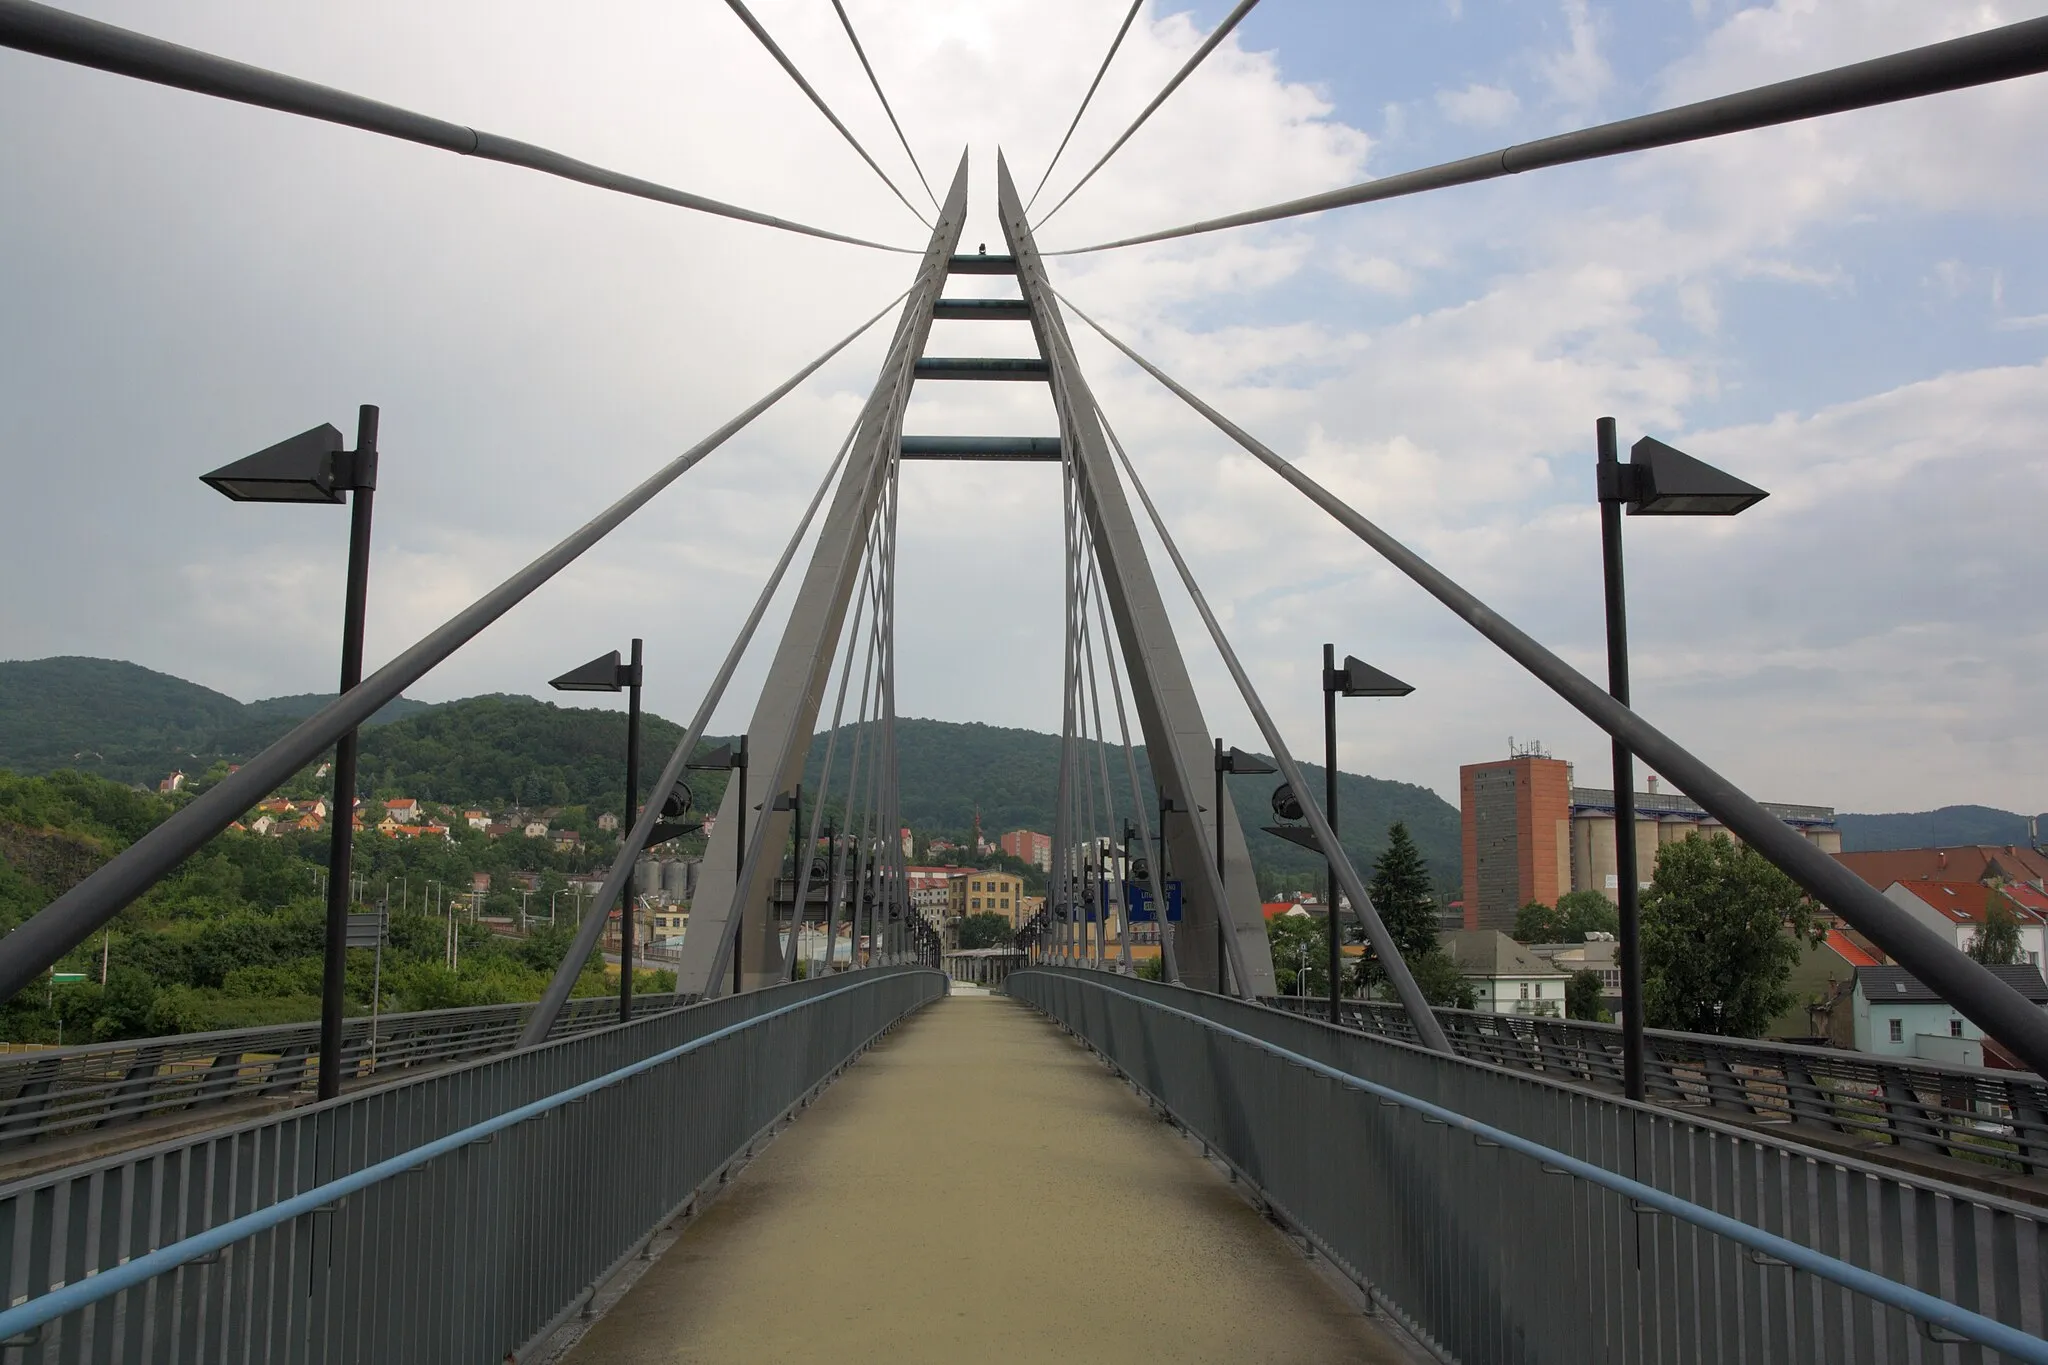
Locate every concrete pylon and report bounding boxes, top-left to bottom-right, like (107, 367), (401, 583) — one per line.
(671, 154), (969, 997)
(997, 154), (1278, 998)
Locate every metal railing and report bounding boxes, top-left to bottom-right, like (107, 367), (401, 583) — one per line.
(0, 993), (696, 1153)
(1264, 994), (2048, 1178)
(0, 966), (943, 1362)
(1013, 968), (2048, 1364)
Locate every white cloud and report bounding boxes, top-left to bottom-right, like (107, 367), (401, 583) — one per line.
(2, 0), (2044, 825)
(1436, 81), (1521, 128)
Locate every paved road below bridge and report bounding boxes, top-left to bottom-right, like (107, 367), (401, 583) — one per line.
(559, 991), (1421, 1363)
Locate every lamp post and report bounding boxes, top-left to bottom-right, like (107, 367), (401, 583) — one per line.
(1322, 647), (1413, 1024)
(549, 639), (643, 1023)
(1159, 797), (1187, 980)
(1595, 418), (1766, 1100)
(1215, 740), (1276, 997)
(202, 406), (379, 1102)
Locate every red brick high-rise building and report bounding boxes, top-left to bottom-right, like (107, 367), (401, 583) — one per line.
(1460, 750), (1572, 933)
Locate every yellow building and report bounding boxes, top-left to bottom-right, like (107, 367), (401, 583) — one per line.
(953, 870), (1026, 926)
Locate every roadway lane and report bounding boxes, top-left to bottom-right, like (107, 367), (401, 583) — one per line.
(560, 990), (1420, 1363)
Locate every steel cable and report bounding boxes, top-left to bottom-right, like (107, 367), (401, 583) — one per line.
(721, 0), (934, 227)
(829, 0), (941, 214)
(1033, 0), (1264, 229)
(1024, 0), (1144, 214)
(1048, 13), (2048, 253)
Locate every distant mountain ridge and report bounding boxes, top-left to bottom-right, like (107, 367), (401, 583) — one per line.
(0, 658), (1462, 889)
(1837, 805), (2046, 853)
(0, 657), (430, 785)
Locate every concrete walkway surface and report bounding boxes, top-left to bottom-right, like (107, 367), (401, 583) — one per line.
(560, 992), (1419, 1364)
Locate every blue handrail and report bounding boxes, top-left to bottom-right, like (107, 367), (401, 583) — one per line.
(1043, 973), (2048, 1363)
(0, 973), (907, 1343)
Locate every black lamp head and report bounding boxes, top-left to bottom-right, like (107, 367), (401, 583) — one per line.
(1271, 783), (1305, 822)
(1620, 437), (1768, 516)
(1329, 656), (1413, 698)
(549, 649), (626, 693)
(201, 424), (347, 504)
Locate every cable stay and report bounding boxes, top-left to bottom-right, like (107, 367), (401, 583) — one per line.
(0, 0), (917, 253)
(1024, 0), (1143, 214)
(721, 0), (934, 228)
(830, 0), (941, 215)
(1033, 0), (1264, 229)
(1048, 14), (2048, 253)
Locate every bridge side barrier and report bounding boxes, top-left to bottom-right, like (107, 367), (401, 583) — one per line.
(1011, 968), (2048, 1363)
(0, 992), (696, 1151)
(1264, 993), (2048, 1177)
(0, 968), (944, 1363)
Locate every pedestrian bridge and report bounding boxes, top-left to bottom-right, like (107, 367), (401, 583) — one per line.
(3, 968), (2045, 1363)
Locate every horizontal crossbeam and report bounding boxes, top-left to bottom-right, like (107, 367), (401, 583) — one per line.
(932, 299), (1032, 320)
(900, 436), (1062, 460)
(913, 357), (1048, 380)
(947, 254), (1019, 274)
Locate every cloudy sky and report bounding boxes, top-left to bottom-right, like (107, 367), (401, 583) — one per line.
(2, 0), (2044, 816)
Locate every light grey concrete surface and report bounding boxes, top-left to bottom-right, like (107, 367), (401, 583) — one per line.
(561, 993), (1421, 1363)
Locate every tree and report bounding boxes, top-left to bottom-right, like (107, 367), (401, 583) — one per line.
(1565, 969), (1608, 1022)
(1640, 834), (1816, 1037)
(1398, 948), (1477, 1010)
(1367, 822), (1437, 962)
(1268, 913), (1327, 997)
(1512, 890), (1620, 944)
(1970, 891), (2024, 965)
(956, 911), (1012, 950)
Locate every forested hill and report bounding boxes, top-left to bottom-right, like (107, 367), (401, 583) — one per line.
(0, 657), (430, 784)
(0, 659), (1462, 889)
(1838, 805), (2047, 852)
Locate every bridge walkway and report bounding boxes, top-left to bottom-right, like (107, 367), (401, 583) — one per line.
(558, 990), (1421, 1363)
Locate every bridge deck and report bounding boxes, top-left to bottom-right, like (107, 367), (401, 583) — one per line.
(560, 991), (1417, 1363)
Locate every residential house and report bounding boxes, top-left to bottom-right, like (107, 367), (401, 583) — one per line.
(293, 799), (328, 820)
(257, 798), (293, 816)
(249, 814), (276, 836)
(486, 822), (512, 840)
(524, 820), (550, 839)
(1848, 963), (2048, 1063)
(597, 812), (619, 832)
(294, 813), (323, 833)
(1442, 929), (1569, 1017)
(384, 798), (421, 824)
(1528, 933), (1621, 1010)
(464, 810), (490, 831)
(1881, 880), (2047, 968)
(1836, 846), (2048, 892)
(553, 830), (582, 851)
(158, 771), (185, 794)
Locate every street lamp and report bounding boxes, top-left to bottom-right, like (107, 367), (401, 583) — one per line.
(1323, 646), (1413, 1024)
(1215, 740), (1276, 996)
(1595, 418), (1766, 1101)
(550, 638), (643, 1023)
(202, 406), (379, 1102)
(685, 739), (747, 983)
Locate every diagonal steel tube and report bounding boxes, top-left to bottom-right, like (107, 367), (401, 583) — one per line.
(0, 0), (912, 253)
(1064, 297), (2048, 1077)
(1092, 405), (1452, 1052)
(517, 407), (871, 1044)
(1052, 14), (2048, 253)
(0, 298), (901, 1010)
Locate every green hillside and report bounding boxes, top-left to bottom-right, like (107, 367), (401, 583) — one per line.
(1838, 805), (2047, 852)
(0, 657), (429, 785)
